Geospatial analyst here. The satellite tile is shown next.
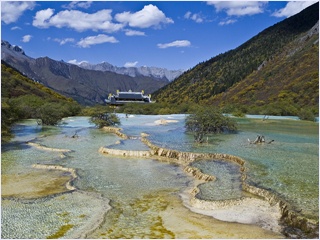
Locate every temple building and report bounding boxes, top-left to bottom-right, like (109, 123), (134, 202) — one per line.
(105, 90), (152, 105)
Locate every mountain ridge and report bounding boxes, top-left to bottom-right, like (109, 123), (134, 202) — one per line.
(1, 40), (183, 82)
(211, 20), (319, 116)
(153, 2), (319, 116)
(1, 40), (170, 105)
(74, 61), (183, 82)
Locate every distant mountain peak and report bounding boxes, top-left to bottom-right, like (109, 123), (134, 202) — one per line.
(1, 39), (171, 105)
(71, 61), (184, 82)
(1, 40), (27, 56)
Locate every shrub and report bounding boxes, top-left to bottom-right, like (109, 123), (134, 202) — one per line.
(90, 112), (120, 128)
(36, 103), (64, 125)
(298, 108), (315, 121)
(232, 109), (246, 117)
(185, 107), (237, 143)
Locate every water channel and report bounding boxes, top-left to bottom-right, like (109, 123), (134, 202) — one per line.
(1, 114), (318, 238)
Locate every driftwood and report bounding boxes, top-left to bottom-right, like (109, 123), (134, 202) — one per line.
(248, 135), (274, 144)
(71, 130), (81, 138)
(71, 133), (79, 138)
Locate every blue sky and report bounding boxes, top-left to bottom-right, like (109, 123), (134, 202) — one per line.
(1, 1), (317, 70)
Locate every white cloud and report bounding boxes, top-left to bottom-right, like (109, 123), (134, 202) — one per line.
(272, 1), (317, 18)
(11, 26), (22, 30)
(184, 11), (204, 23)
(1, 1), (35, 24)
(125, 29), (146, 36)
(77, 34), (118, 48)
(219, 19), (237, 26)
(33, 8), (55, 28)
(115, 4), (174, 28)
(157, 40), (191, 49)
(207, 1), (267, 16)
(63, 1), (92, 9)
(184, 11), (192, 19)
(32, 4), (173, 34)
(68, 59), (89, 65)
(33, 9), (123, 32)
(22, 35), (32, 42)
(124, 61), (139, 67)
(53, 38), (75, 45)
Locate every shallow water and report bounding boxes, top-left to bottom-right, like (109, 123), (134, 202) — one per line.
(190, 159), (244, 201)
(2, 117), (194, 238)
(1, 114), (318, 238)
(213, 118), (319, 220)
(138, 115), (318, 221)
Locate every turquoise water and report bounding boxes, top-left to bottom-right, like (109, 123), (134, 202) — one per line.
(1, 116), (192, 239)
(190, 159), (244, 201)
(133, 115), (318, 220)
(107, 139), (150, 151)
(1, 115), (318, 238)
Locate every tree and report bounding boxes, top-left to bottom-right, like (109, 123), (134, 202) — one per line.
(35, 102), (64, 125)
(185, 107), (237, 143)
(298, 108), (315, 121)
(90, 112), (120, 128)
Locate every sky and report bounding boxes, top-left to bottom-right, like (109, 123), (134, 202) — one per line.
(1, 1), (317, 70)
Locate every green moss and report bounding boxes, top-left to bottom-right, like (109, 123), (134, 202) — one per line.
(95, 192), (176, 238)
(46, 224), (74, 239)
(57, 212), (70, 218)
(150, 216), (175, 238)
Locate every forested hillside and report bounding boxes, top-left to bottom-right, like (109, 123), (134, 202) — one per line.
(1, 62), (81, 142)
(153, 3), (319, 116)
(211, 21), (319, 117)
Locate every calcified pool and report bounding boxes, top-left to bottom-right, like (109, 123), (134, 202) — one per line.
(1, 114), (318, 238)
(144, 115), (319, 220)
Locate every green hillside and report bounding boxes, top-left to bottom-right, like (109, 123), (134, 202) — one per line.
(212, 24), (319, 117)
(153, 3), (319, 117)
(1, 61), (81, 142)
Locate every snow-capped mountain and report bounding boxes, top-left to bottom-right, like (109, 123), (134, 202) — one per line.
(75, 61), (184, 82)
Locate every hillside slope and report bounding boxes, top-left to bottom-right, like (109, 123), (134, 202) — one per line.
(1, 41), (169, 105)
(1, 61), (81, 141)
(153, 2), (319, 115)
(212, 21), (319, 116)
